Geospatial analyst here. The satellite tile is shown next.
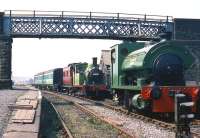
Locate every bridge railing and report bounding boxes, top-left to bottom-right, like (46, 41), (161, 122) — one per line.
(4, 10), (173, 22)
(2, 10), (174, 40)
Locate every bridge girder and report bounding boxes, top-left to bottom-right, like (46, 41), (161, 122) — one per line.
(2, 10), (173, 41)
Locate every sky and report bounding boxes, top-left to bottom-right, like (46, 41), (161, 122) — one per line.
(1, 0), (200, 78)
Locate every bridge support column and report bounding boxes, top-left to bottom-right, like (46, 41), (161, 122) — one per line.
(0, 12), (12, 89)
(0, 36), (12, 89)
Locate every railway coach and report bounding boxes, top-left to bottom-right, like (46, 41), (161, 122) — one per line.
(34, 68), (63, 91)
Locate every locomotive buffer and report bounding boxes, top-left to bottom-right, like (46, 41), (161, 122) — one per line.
(175, 93), (194, 138)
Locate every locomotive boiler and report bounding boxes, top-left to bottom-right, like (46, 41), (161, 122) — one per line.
(111, 40), (200, 113)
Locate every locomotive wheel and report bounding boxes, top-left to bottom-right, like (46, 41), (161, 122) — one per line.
(95, 90), (99, 99)
(66, 88), (69, 95)
(65, 88), (68, 94)
(82, 88), (87, 97)
(68, 89), (73, 95)
(86, 90), (92, 97)
(123, 91), (133, 112)
(117, 91), (124, 106)
(124, 92), (129, 109)
(128, 96), (133, 112)
(196, 96), (200, 118)
(85, 90), (89, 97)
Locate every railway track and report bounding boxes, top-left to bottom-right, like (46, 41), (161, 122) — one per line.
(74, 93), (200, 133)
(43, 90), (200, 138)
(76, 95), (177, 131)
(85, 98), (200, 138)
(191, 120), (200, 138)
(43, 91), (129, 138)
(42, 90), (177, 138)
(50, 102), (74, 138)
(85, 97), (200, 138)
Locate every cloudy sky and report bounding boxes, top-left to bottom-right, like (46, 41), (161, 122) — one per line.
(1, 0), (200, 78)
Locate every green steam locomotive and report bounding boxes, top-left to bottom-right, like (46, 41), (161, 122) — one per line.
(111, 40), (200, 113)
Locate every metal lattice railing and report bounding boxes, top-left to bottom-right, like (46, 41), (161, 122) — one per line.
(3, 10), (174, 40)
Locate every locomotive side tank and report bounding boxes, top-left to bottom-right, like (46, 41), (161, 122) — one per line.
(111, 40), (200, 113)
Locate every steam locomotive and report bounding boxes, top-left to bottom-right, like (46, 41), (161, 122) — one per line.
(111, 40), (200, 113)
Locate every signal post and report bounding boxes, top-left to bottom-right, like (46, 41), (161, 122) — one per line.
(175, 93), (194, 138)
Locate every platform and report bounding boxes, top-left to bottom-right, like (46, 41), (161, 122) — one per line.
(3, 89), (42, 138)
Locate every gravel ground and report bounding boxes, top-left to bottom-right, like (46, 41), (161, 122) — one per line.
(0, 88), (27, 137)
(85, 105), (175, 138)
(59, 94), (176, 138)
(191, 124), (200, 137)
(44, 94), (127, 138)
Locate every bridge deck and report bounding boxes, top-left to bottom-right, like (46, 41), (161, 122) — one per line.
(2, 10), (173, 40)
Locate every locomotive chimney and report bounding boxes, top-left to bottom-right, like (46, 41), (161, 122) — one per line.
(92, 57), (97, 66)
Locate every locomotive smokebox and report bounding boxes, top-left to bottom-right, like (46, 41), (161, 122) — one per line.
(92, 57), (97, 66)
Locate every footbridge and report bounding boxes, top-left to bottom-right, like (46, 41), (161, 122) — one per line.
(1, 10), (173, 40)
